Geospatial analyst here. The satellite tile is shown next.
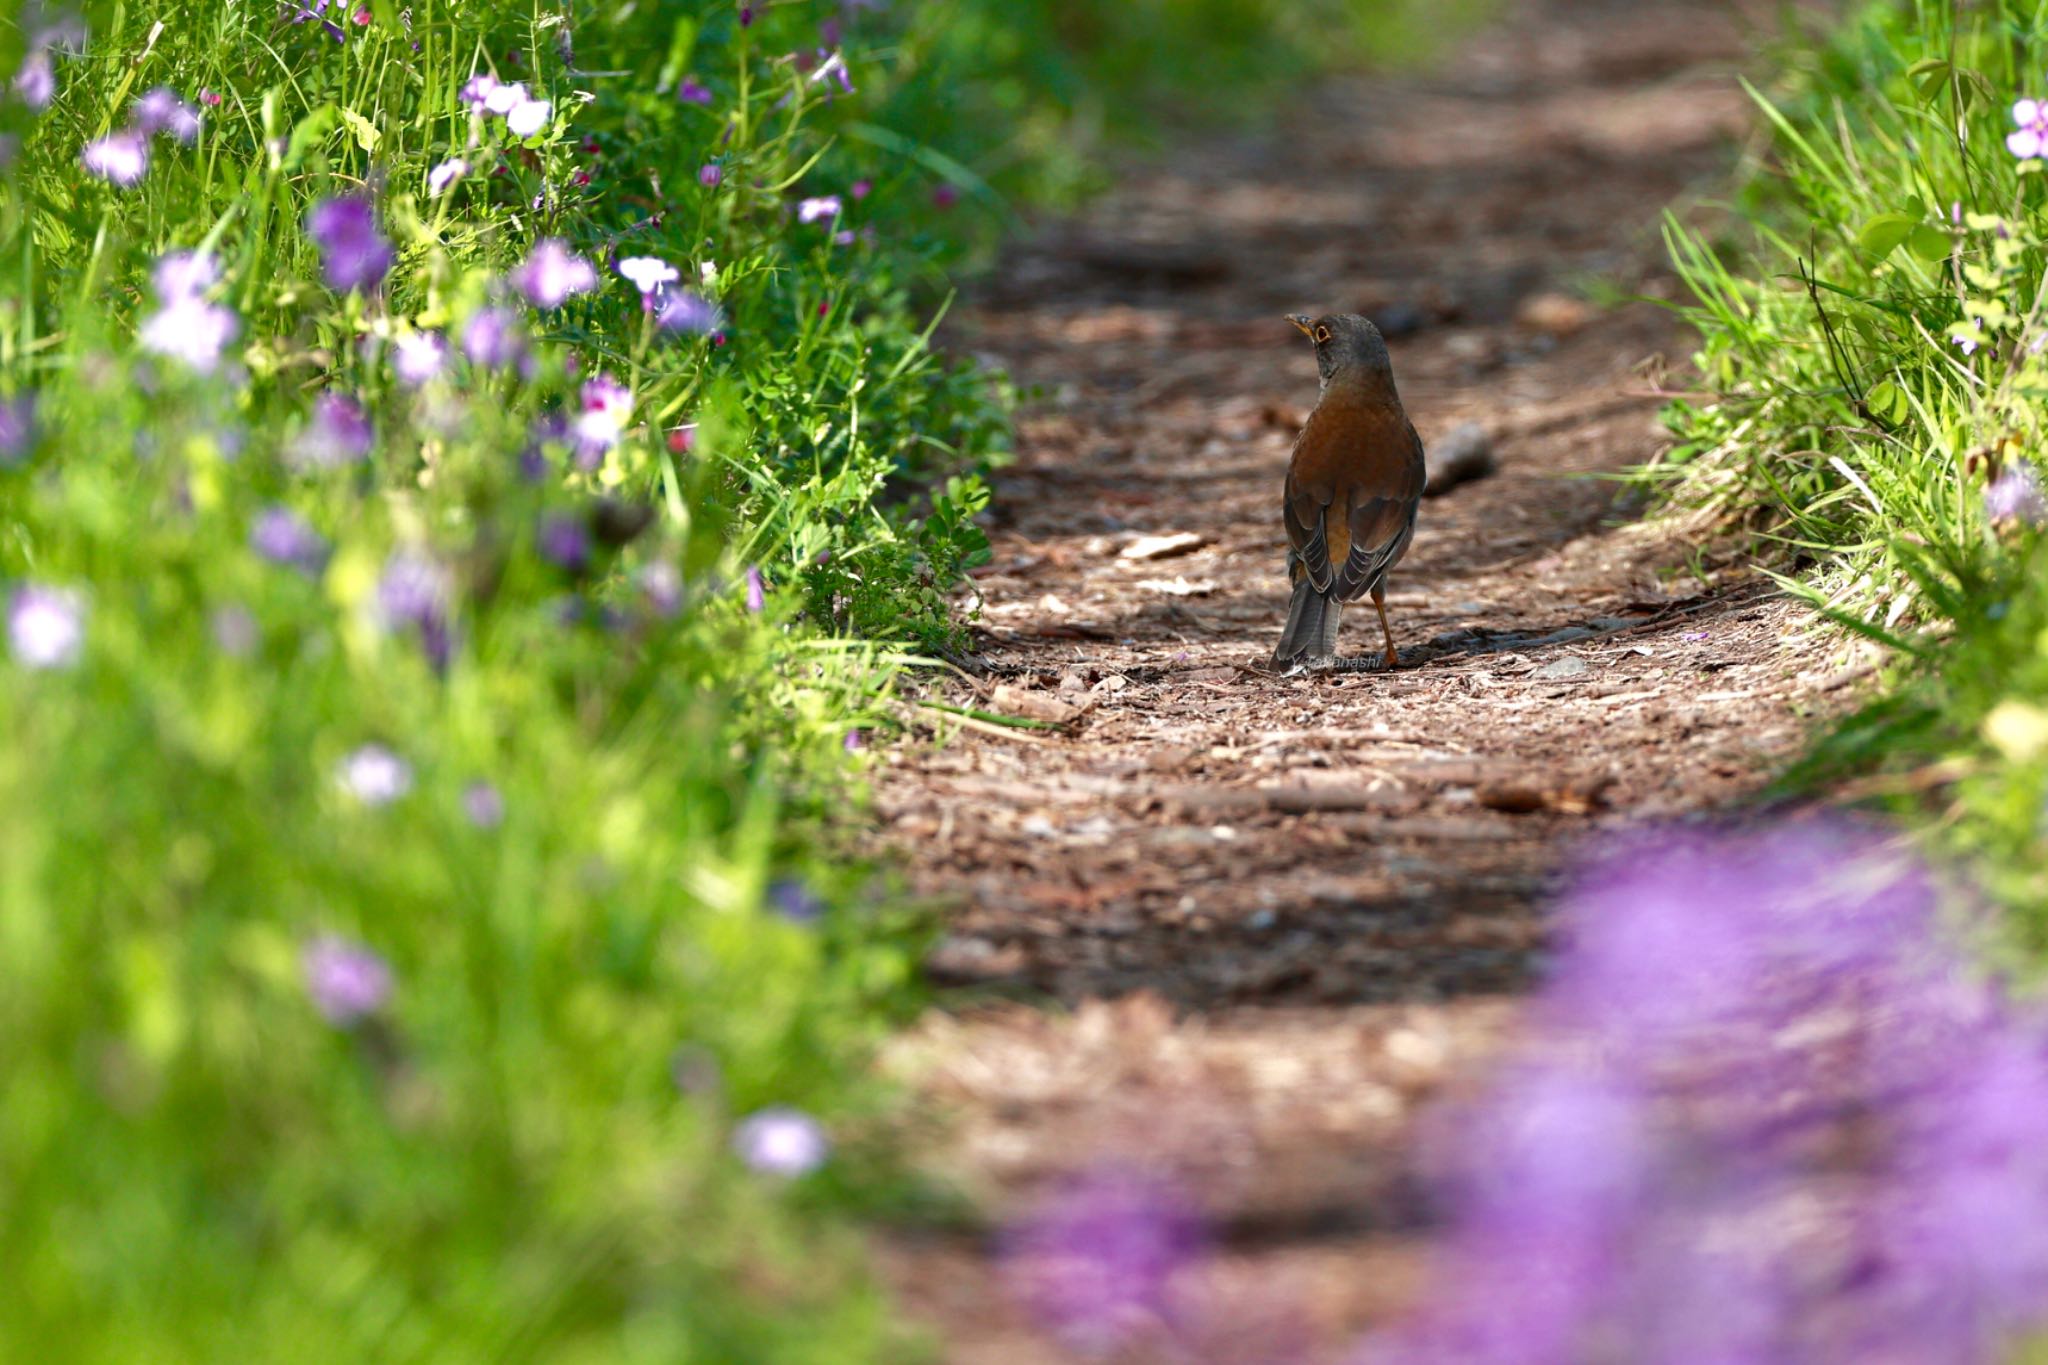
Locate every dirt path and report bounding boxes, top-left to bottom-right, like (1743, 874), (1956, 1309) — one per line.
(870, 2), (1860, 1358)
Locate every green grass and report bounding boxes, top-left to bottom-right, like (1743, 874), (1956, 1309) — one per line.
(1656, 0), (2048, 938)
(0, 0), (1477, 1358)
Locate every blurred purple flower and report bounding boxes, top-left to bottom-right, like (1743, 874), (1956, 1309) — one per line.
(849, 178), (872, 200)
(13, 52), (54, 110)
(210, 603), (259, 657)
(336, 743), (412, 805)
(699, 162), (723, 187)
(250, 505), (329, 575)
(744, 565), (766, 613)
(133, 86), (200, 143)
(140, 294), (239, 373)
(427, 156), (469, 196)
(1956, 334), (1980, 357)
(844, 728), (865, 752)
(482, 79), (528, 116)
(514, 238), (598, 309)
(814, 50), (854, 95)
(1359, 822), (2048, 1363)
(796, 195), (841, 224)
(739, 5), (756, 28)
(732, 1107), (829, 1177)
(152, 249), (219, 301)
(306, 194), (392, 292)
(932, 182), (959, 209)
(6, 584), (86, 669)
(459, 72), (500, 111)
(391, 330), (448, 386)
(462, 780), (505, 829)
(301, 934), (392, 1022)
(641, 561), (683, 617)
(461, 306), (525, 370)
(768, 878), (825, 924)
(80, 130), (147, 186)
(677, 76), (714, 106)
(2012, 99), (2048, 159)
(538, 515), (590, 572)
(656, 289), (723, 335)
(1002, 1167), (1205, 1356)
(376, 548), (452, 668)
(572, 372), (631, 467)
(0, 393), (35, 465)
(1986, 461), (2047, 527)
(291, 393), (373, 468)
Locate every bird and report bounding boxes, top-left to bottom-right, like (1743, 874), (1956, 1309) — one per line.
(1272, 313), (1426, 673)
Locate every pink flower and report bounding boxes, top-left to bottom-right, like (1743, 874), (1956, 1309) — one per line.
(301, 935), (393, 1023)
(2012, 99), (2048, 159)
(796, 195), (841, 224)
(133, 86), (201, 143)
(505, 96), (551, 138)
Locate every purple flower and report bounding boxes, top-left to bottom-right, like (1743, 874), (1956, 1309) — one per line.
(843, 728), (865, 752)
(810, 50), (854, 95)
(1002, 1167), (1205, 1355)
(153, 249), (219, 302)
(461, 306), (525, 370)
(2012, 99), (2048, 159)
(376, 549), (452, 667)
(462, 780), (505, 829)
(513, 238), (598, 309)
(305, 195), (392, 293)
(744, 565), (766, 613)
(739, 5), (756, 27)
(617, 255), (679, 301)
(482, 79), (528, 116)
(7, 584), (86, 669)
(139, 295), (239, 373)
(12, 52), (54, 110)
(538, 515), (590, 572)
(250, 505), (329, 575)
(335, 743), (412, 805)
(1956, 334), (1981, 357)
(427, 156), (469, 196)
(1986, 461), (2047, 527)
(0, 393), (37, 465)
(732, 1107), (829, 1177)
(768, 878), (825, 924)
(290, 393), (373, 468)
(796, 195), (841, 224)
(210, 603), (259, 657)
(301, 935), (392, 1023)
(655, 289), (723, 336)
(133, 86), (200, 143)
(676, 76), (714, 106)
(459, 72), (501, 111)
(641, 562), (683, 617)
(80, 130), (148, 186)
(932, 182), (959, 209)
(699, 162), (723, 187)
(391, 330), (448, 386)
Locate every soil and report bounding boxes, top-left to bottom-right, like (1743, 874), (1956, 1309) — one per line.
(868, 2), (1867, 1358)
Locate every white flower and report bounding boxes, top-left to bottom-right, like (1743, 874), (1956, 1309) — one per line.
(336, 744), (413, 806)
(427, 157), (469, 196)
(7, 585), (86, 670)
(617, 255), (680, 296)
(505, 97), (551, 138)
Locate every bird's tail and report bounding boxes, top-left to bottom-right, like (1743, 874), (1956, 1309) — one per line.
(1273, 579), (1341, 668)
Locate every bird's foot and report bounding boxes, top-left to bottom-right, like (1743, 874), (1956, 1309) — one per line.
(1270, 653), (1338, 677)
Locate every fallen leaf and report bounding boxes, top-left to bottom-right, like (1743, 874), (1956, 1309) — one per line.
(1119, 532), (1207, 561)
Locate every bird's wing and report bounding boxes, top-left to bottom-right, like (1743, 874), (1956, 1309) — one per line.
(1285, 402), (1425, 601)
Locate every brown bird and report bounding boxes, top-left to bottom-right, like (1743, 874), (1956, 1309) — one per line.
(1272, 313), (1426, 673)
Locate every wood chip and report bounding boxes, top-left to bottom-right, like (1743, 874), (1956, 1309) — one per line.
(987, 684), (1082, 727)
(1119, 532), (1207, 561)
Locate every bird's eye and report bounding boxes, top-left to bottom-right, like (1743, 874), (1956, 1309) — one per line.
(1312, 325), (1332, 345)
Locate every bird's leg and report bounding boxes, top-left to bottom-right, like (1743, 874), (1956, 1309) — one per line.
(1372, 584), (1398, 670)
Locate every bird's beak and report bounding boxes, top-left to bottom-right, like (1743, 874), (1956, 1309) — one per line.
(1286, 314), (1314, 337)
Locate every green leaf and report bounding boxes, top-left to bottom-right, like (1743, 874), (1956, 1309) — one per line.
(340, 108), (381, 154)
(1865, 378), (1899, 421)
(1906, 225), (1952, 263)
(1858, 213), (1917, 259)
(1906, 56), (1950, 101)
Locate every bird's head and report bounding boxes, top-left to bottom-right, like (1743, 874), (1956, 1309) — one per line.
(1287, 313), (1393, 391)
